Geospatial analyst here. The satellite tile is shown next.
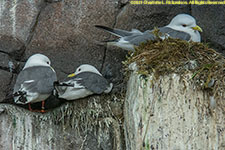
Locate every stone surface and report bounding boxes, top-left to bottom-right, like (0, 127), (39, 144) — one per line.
(0, 70), (12, 102)
(0, 53), (10, 70)
(0, 0), (45, 43)
(101, 47), (127, 92)
(0, 97), (123, 150)
(124, 72), (225, 150)
(0, 35), (25, 60)
(1, 1), (224, 103)
(192, 5), (225, 55)
(115, 5), (191, 32)
(0, 1), (225, 149)
(26, 0), (121, 80)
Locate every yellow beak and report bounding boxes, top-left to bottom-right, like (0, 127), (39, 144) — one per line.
(192, 25), (203, 32)
(68, 73), (75, 77)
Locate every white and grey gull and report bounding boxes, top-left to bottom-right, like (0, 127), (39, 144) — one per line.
(13, 53), (57, 112)
(95, 13), (203, 51)
(54, 64), (113, 100)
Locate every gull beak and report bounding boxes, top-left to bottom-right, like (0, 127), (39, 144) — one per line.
(192, 25), (203, 32)
(50, 66), (56, 73)
(68, 73), (75, 77)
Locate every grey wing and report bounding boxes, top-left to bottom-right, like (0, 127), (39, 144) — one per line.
(61, 76), (86, 89)
(14, 80), (38, 93)
(122, 27), (191, 46)
(95, 25), (142, 37)
(54, 77), (85, 95)
(14, 66), (57, 94)
(159, 27), (191, 41)
(13, 70), (37, 94)
(36, 71), (57, 94)
(75, 72), (110, 94)
(124, 30), (156, 46)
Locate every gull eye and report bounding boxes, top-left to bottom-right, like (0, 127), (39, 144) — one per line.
(182, 24), (187, 27)
(47, 61), (50, 64)
(78, 68), (81, 72)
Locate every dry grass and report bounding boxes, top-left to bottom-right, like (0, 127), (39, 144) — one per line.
(124, 36), (225, 100)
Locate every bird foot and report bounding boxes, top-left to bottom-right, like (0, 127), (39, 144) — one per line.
(28, 102), (47, 113)
(29, 109), (47, 113)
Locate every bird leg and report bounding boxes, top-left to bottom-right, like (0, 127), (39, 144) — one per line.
(28, 103), (33, 111)
(41, 101), (45, 113)
(27, 102), (46, 113)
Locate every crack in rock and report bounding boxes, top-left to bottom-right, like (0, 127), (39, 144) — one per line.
(25, 2), (47, 47)
(100, 47), (107, 73)
(0, 50), (9, 55)
(114, 0), (129, 28)
(100, 1), (129, 73)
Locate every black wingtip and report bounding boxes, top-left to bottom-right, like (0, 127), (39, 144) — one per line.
(95, 25), (107, 29)
(13, 91), (27, 103)
(13, 91), (26, 97)
(53, 81), (60, 86)
(95, 25), (114, 32)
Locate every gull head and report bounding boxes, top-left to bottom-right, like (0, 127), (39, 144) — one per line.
(23, 54), (51, 69)
(74, 64), (102, 76)
(167, 14), (203, 42)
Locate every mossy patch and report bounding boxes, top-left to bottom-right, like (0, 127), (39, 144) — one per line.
(123, 37), (225, 100)
(1, 92), (125, 149)
(50, 93), (124, 131)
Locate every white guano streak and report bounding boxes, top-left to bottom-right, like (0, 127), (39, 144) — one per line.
(0, 0), (6, 26)
(10, 0), (17, 37)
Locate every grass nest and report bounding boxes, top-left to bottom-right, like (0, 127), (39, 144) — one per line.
(123, 36), (225, 100)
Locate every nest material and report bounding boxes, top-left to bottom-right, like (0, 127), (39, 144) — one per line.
(124, 37), (225, 101)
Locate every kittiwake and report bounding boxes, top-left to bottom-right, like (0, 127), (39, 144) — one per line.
(95, 13), (203, 51)
(54, 64), (113, 100)
(13, 53), (57, 112)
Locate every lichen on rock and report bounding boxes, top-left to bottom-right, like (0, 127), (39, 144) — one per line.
(0, 93), (124, 150)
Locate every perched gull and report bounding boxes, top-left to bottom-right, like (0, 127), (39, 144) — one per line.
(13, 54), (57, 112)
(54, 64), (113, 100)
(95, 14), (203, 51)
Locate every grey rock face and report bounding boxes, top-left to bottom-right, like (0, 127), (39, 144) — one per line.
(0, 99), (123, 150)
(0, 0), (45, 43)
(0, 70), (12, 102)
(0, 1), (224, 108)
(0, 1), (225, 150)
(0, 53), (10, 70)
(192, 5), (225, 55)
(0, 0), (45, 104)
(124, 72), (225, 150)
(115, 5), (191, 31)
(26, 0), (121, 80)
(0, 35), (25, 60)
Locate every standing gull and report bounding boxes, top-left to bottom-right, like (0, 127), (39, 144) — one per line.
(13, 54), (57, 112)
(95, 14), (203, 51)
(54, 64), (113, 100)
